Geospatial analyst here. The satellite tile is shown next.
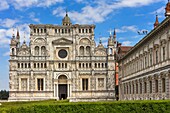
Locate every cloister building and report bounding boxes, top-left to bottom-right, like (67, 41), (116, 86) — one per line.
(118, 1), (170, 100)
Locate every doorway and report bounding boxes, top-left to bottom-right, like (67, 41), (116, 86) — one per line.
(59, 84), (67, 100)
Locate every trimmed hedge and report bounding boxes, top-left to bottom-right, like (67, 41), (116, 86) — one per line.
(1, 100), (170, 113)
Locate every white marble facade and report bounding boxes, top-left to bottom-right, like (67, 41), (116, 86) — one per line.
(9, 13), (116, 102)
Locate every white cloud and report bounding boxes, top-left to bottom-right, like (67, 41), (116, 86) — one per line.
(53, 0), (163, 24)
(114, 0), (163, 8)
(0, 0), (9, 11)
(0, 24), (30, 48)
(116, 25), (138, 33)
(3, 51), (10, 56)
(11, 0), (63, 10)
(122, 41), (132, 46)
(0, 18), (19, 28)
(0, 29), (12, 48)
(152, 6), (165, 15)
(29, 12), (40, 23)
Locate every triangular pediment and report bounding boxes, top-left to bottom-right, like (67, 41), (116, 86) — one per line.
(52, 38), (73, 45)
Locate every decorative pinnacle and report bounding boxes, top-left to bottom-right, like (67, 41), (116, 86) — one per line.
(23, 32), (26, 43)
(113, 28), (116, 38)
(12, 28), (15, 38)
(66, 8), (68, 16)
(99, 38), (102, 44)
(17, 28), (19, 37)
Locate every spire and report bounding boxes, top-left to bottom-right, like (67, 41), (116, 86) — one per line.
(12, 28), (15, 39)
(154, 14), (159, 28)
(16, 28), (20, 39)
(165, 0), (170, 17)
(23, 32), (26, 44)
(113, 28), (116, 39)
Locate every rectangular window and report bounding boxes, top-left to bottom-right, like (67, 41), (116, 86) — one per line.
(163, 47), (165, 61)
(156, 50), (158, 64)
(136, 83), (138, 94)
(140, 83), (142, 94)
(82, 78), (88, 90)
(162, 78), (166, 92)
(21, 78), (27, 91)
(150, 53), (152, 66)
(150, 81), (152, 93)
(37, 78), (43, 91)
(145, 56), (147, 68)
(155, 80), (158, 93)
(144, 82), (147, 93)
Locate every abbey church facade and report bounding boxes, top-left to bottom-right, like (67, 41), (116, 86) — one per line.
(9, 13), (117, 101)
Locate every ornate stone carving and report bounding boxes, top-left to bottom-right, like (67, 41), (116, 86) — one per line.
(94, 50), (106, 56)
(52, 38), (72, 45)
(79, 38), (91, 45)
(34, 38), (46, 45)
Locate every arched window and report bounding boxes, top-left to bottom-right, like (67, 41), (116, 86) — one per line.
(98, 63), (100, 68)
(35, 46), (39, 56)
(37, 63), (39, 68)
(28, 63), (31, 68)
(34, 63), (36, 68)
(86, 46), (90, 56)
(65, 63), (67, 68)
(18, 63), (20, 68)
(105, 63), (107, 68)
(62, 63), (64, 68)
(44, 63), (47, 68)
(12, 48), (15, 55)
(41, 46), (46, 56)
(89, 63), (91, 68)
(34, 29), (36, 33)
(44, 29), (46, 33)
(25, 63), (27, 68)
(82, 63), (84, 68)
(86, 63), (88, 68)
(102, 63), (104, 68)
(21, 63), (23, 68)
(80, 46), (84, 55)
(41, 63), (43, 68)
(95, 63), (97, 68)
(58, 63), (61, 68)
(41, 29), (43, 33)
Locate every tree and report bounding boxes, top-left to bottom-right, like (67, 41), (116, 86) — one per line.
(0, 90), (9, 100)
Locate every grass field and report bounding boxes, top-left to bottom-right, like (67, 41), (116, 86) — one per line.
(0, 99), (170, 113)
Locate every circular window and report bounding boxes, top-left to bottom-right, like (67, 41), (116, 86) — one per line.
(58, 49), (67, 58)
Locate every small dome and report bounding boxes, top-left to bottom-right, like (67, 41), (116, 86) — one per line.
(62, 12), (72, 26)
(97, 40), (104, 48)
(21, 41), (28, 49)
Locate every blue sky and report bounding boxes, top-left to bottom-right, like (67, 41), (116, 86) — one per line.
(0, 0), (168, 90)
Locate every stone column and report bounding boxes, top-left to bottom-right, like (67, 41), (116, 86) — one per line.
(67, 84), (70, 98)
(166, 73), (169, 99)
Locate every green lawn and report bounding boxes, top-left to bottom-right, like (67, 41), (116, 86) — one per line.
(0, 99), (170, 113)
